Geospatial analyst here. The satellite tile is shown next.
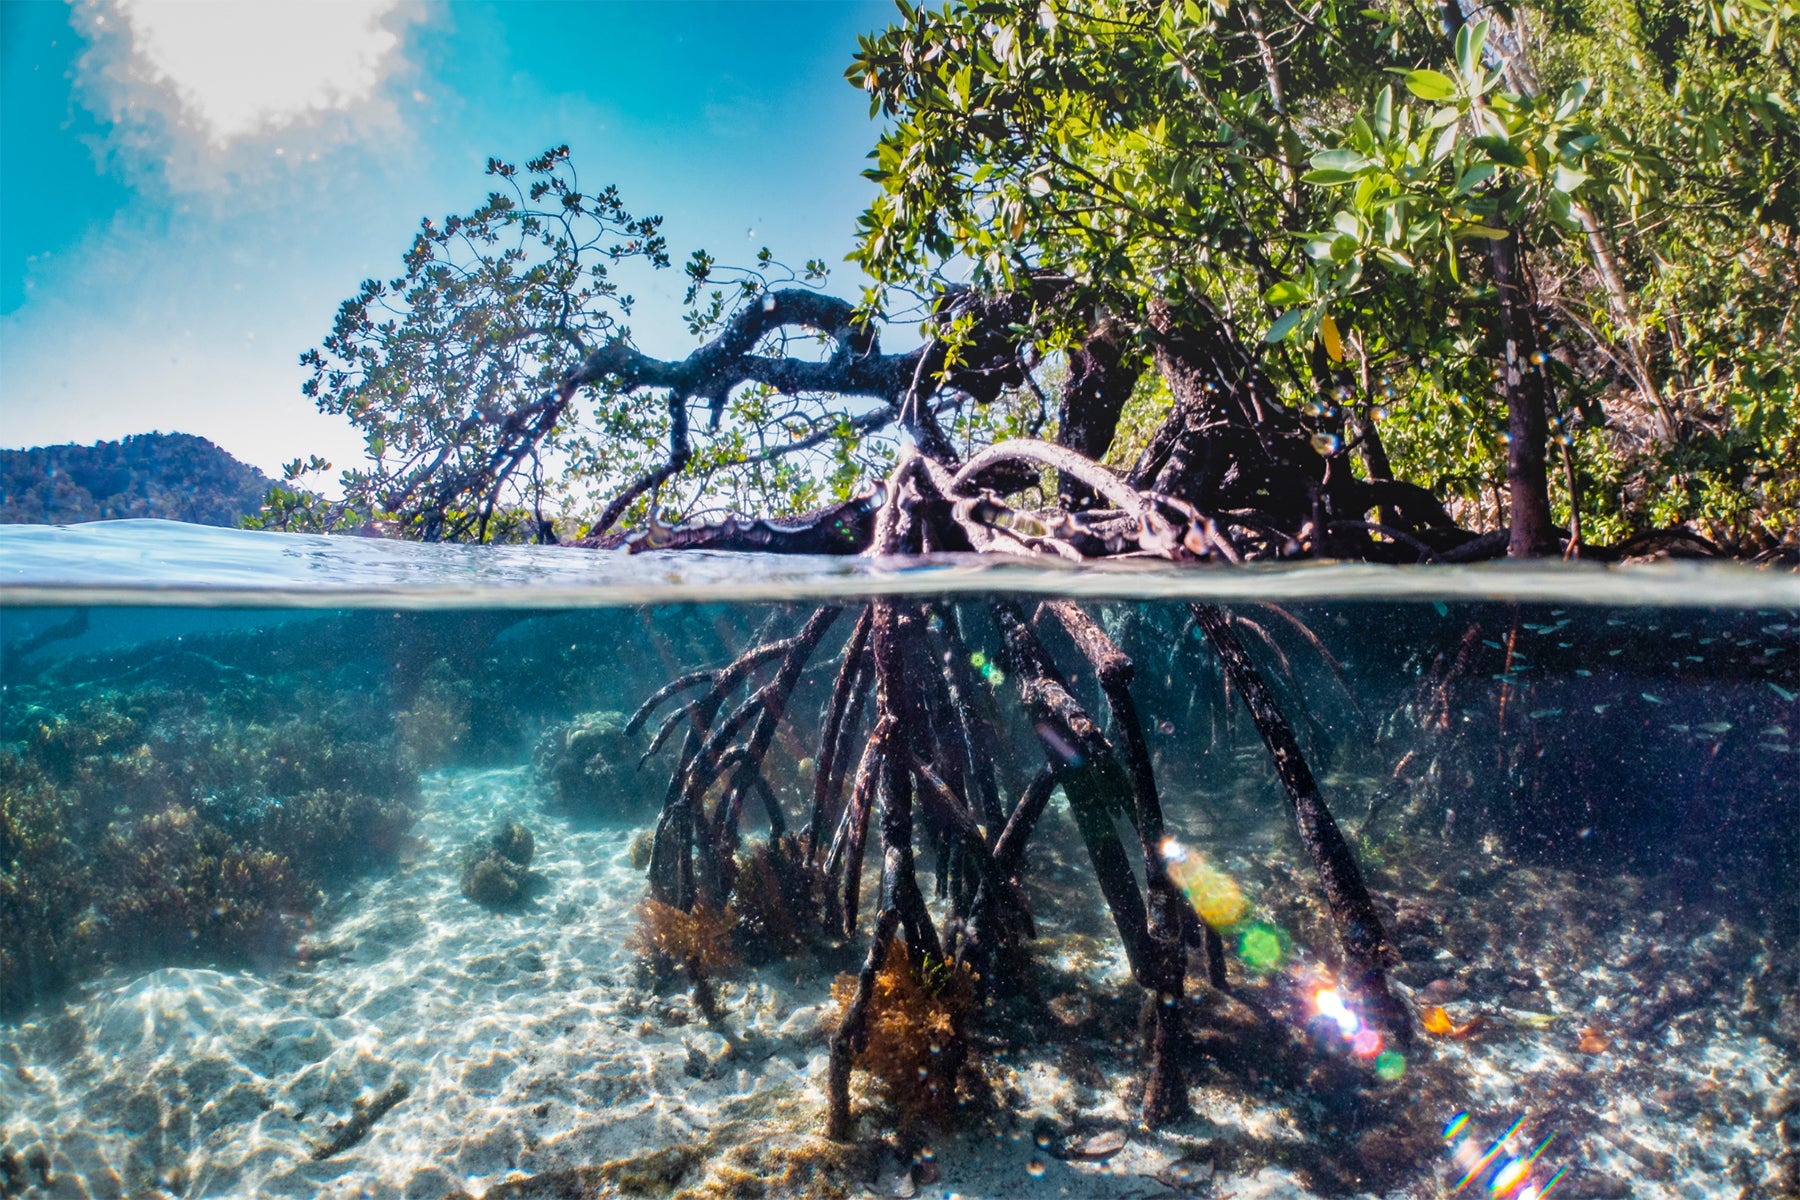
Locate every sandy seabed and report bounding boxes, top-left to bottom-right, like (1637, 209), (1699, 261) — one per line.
(0, 766), (1792, 1200)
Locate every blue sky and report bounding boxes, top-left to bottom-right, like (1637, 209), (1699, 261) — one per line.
(1, 0), (894, 474)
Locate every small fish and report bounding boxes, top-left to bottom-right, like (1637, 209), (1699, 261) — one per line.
(1510, 1011), (1558, 1029)
(1642, 692), (1665, 704)
(1770, 682), (1797, 703)
(1528, 708), (1563, 719)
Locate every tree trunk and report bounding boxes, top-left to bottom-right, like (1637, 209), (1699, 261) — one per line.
(1490, 229), (1559, 558)
(1056, 323), (1141, 509)
(1129, 300), (1320, 526)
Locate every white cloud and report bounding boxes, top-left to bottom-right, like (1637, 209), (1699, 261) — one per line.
(75, 0), (424, 185)
(120, 1), (403, 143)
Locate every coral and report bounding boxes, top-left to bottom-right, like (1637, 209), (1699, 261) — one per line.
(533, 711), (657, 815)
(391, 662), (474, 767)
(830, 940), (976, 1126)
(459, 819), (537, 909)
(730, 834), (826, 961)
(0, 756), (87, 1015)
(0, 666), (422, 1015)
(95, 805), (316, 964)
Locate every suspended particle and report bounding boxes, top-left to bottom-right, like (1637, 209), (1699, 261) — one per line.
(1157, 718), (1176, 735)
(970, 651), (988, 669)
(1374, 1050), (1406, 1080)
(1311, 432), (1342, 455)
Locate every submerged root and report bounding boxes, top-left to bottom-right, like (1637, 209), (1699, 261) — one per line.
(828, 914), (977, 1137)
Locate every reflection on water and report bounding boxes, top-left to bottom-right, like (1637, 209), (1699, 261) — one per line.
(0, 528), (1795, 1200)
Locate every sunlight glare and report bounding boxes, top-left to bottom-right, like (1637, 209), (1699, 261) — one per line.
(112, 0), (405, 144)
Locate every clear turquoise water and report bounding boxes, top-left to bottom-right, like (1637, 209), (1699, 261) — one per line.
(0, 521), (1795, 1199)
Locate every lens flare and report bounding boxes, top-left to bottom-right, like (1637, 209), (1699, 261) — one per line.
(1161, 839), (1247, 926)
(1441, 1113), (1569, 1198)
(1237, 922), (1286, 971)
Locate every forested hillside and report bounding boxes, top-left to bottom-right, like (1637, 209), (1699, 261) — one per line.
(0, 433), (272, 526)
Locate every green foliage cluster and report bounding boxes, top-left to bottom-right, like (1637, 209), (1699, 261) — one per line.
(848, 0), (1798, 548)
(0, 683), (419, 1016)
(285, 3), (1797, 551)
(293, 148), (903, 541)
(0, 433), (273, 527)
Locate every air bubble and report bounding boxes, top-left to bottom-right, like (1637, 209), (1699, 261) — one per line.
(1026, 1161), (1047, 1178)
(1311, 432), (1342, 454)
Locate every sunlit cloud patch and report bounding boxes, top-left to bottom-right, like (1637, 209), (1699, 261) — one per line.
(74, 0), (422, 184)
(115, 0), (403, 143)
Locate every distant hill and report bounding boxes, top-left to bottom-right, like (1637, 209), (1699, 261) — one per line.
(0, 433), (275, 526)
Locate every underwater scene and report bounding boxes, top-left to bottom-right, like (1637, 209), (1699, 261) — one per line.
(1, 525), (1796, 1200)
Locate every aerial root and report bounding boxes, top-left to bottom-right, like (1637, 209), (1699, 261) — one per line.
(1189, 602), (1412, 1047)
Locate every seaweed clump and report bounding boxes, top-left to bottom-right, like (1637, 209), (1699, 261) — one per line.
(628, 898), (739, 1020)
(458, 819), (537, 908)
(829, 939), (977, 1128)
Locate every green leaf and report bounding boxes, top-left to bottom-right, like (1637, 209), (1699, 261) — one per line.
(1264, 281), (1308, 306)
(1375, 247), (1416, 273)
(1457, 163), (1497, 193)
(1311, 148), (1373, 172)
(1457, 223), (1512, 239)
(1432, 123), (1461, 164)
(1472, 135), (1527, 167)
(1552, 164), (1589, 193)
(1404, 69), (1458, 102)
(1264, 310), (1305, 343)
(1455, 21), (1488, 82)
(1372, 85), (1394, 141)
(1302, 168), (1359, 185)
(1555, 78), (1591, 119)
(1330, 233), (1360, 261)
